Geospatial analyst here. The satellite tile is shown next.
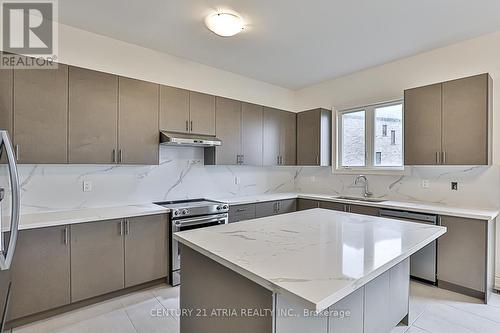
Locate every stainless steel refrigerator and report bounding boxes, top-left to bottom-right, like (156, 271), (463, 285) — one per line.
(0, 130), (20, 332)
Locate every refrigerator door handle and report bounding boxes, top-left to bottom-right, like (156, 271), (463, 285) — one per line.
(0, 131), (20, 271)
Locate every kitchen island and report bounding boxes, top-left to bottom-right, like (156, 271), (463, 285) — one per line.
(174, 208), (446, 333)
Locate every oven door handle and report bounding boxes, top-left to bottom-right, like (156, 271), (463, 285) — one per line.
(173, 214), (228, 228)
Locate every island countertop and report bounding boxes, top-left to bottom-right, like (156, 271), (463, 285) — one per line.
(174, 208), (446, 311)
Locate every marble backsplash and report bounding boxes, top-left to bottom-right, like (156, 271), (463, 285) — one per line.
(295, 165), (500, 209)
(12, 145), (500, 214)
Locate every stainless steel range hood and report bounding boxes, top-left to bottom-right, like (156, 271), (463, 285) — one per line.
(160, 131), (222, 147)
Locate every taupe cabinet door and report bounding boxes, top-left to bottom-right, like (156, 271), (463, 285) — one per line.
(9, 226), (70, 319)
(281, 111), (297, 165)
(189, 91), (215, 135)
(71, 220), (125, 302)
(215, 97), (242, 165)
(229, 204), (256, 223)
(297, 199), (319, 211)
(118, 77), (159, 165)
(349, 204), (379, 216)
(0, 67), (12, 133)
(13, 65), (68, 163)
(69, 67), (118, 163)
(319, 201), (345, 211)
(160, 86), (190, 133)
(297, 109), (320, 165)
(437, 216), (486, 293)
(124, 215), (167, 287)
(404, 83), (442, 165)
(255, 199), (296, 218)
(241, 102), (263, 166)
(263, 107), (282, 166)
(442, 74), (489, 165)
(263, 107), (296, 166)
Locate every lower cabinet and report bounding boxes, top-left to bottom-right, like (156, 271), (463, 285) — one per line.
(255, 199), (297, 218)
(319, 201), (346, 211)
(228, 204), (256, 223)
(437, 215), (487, 295)
(124, 215), (167, 287)
(297, 199), (320, 211)
(349, 204), (380, 217)
(9, 226), (71, 320)
(71, 219), (125, 302)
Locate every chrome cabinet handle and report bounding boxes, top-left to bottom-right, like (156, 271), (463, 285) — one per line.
(118, 221), (123, 236)
(277, 156), (280, 165)
(15, 145), (19, 161)
(316, 155), (319, 165)
(112, 149), (116, 163)
(118, 149), (123, 163)
(125, 219), (130, 235)
(436, 152), (440, 164)
(236, 208), (246, 212)
(0, 131), (20, 271)
(190, 121), (193, 132)
(240, 154), (244, 164)
(185, 120), (189, 132)
(62, 227), (69, 245)
(442, 151), (446, 164)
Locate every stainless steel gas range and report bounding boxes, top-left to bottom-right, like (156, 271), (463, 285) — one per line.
(155, 199), (229, 286)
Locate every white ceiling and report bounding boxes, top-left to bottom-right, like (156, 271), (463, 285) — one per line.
(59, 0), (500, 89)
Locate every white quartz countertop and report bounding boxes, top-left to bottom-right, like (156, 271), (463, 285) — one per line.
(174, 209), (446, 311)
(218, 193), (499, 221)
(15, 204), (169, 230)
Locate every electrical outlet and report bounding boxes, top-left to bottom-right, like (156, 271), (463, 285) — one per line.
(451, 182), (458, 191)
(83, 180), (93, 192)
(421, 179), (430, 189)
(234, 176), (241, 185)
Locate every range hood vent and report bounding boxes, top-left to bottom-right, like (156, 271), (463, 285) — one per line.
(160, 131), (222, 147)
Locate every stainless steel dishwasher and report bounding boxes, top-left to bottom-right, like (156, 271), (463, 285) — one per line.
(379, 209), (438, 284)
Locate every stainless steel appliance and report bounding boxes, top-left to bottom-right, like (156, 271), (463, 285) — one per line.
(156, 199), (229, 286)
(160, 131), (222, 147)
(0, 130), (20, 332)
(379, 209), (438, 284)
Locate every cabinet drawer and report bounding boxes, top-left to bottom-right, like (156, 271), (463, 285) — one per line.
(279, 199), (297, 214)
(349, 204), (380, 217)
(297, 199), (319, 211)
(229, 204), (256, 223)
(319, 201), (346, 211)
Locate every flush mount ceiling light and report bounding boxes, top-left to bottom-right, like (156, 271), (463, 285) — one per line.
(205, 12), (244, 37)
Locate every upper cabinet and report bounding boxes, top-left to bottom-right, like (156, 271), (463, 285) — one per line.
(207, 99), (264, 166)
(263, 107), (296, 166)
(296, 108), (331, 166)
(212, 97), (242, 165)
(241, 102), (263, 166)
(159, 87), (216, 136)
(189, 91), (216, 135)
(69, 67), (118, 164)
(118, 77), (160, 165)
(404, 74), (491, 165)
(160, 86), (190, 133)
(13, 65), (68, 164)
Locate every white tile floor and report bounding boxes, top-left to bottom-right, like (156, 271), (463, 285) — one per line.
(10, 282), (500, 333)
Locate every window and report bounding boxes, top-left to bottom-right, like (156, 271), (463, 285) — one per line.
(337, 100), (403, 170)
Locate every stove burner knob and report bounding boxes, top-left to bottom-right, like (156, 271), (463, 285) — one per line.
(182, 209), (189, 215)
(216, 205), (222, 210)
(173, 211), (179, 216)
(222, 204), (229, 210)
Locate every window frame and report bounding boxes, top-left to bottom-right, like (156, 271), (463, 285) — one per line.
(335, 99), (404, 174)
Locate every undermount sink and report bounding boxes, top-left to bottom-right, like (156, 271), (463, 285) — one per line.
(335, 196), (387, 203)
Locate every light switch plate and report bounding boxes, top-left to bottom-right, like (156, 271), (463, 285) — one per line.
(451, 182), (458, 191)
(421, 179), (430, 189)
(234, 177), (241, 185)
(83, 180), (93, 192)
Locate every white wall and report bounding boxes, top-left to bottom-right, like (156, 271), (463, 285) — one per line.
(56, 23), (295, 111)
